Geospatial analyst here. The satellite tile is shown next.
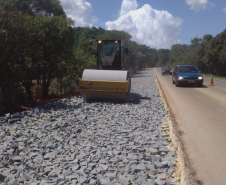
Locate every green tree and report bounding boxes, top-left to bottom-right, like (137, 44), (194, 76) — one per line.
(0, 0), (75, 106)
(190, 36), (202, 46)
(202, 34), (213, 42)
(0, 1), (43, 105)
(157, 49), (170, 66)
(36, 16), (75, 97)
(14, 0), (66, 16)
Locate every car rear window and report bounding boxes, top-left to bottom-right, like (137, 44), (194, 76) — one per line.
(163, 67), (171, 69)
(178, 66), (198, 73)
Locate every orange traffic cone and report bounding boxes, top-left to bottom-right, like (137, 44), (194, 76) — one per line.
(208, 75), (214, 86)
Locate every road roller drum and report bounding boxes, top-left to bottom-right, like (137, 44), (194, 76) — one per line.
(79, 69), (131, 101)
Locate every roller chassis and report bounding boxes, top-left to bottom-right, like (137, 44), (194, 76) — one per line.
(79, 40), (130, 101)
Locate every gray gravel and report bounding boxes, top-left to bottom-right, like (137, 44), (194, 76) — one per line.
(0, 68), (178, 185)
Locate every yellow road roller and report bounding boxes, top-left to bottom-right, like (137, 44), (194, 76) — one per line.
(79, 40), (131, 101)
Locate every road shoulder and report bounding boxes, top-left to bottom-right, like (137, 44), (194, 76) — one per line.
(155, 69), (199, 185)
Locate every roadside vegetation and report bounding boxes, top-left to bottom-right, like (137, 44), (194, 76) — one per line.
(1, 0), (226, 114)
(167, 33), (226, 77)
(0, 0), (156, 114)
(202, 74), (226, 81)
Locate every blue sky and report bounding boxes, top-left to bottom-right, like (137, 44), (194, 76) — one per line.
(60, 0), (226, 49)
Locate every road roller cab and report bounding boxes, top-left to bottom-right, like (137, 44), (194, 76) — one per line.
(79, 40), (131, 101)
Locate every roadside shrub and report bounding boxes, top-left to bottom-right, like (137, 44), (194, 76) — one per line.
(12, 86), (28, 105)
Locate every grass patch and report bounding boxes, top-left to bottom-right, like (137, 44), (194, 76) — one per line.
(202, 73), (226, 81)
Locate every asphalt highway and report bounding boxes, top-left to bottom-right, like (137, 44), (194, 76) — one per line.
(203, 76), (226, 92)
(155, 68), (226, 185)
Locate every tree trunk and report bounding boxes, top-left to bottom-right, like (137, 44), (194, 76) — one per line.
(24, 83), (32, 100)
(42, 84), (49, 98)
(60, 77), (63, 95)
(0, 84), (12, 107)
(22, 77), (32, 100)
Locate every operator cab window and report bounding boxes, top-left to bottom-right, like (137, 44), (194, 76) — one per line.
(100, 42), (119, 67)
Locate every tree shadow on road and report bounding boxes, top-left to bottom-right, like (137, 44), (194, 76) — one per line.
(127, 93), (151, 104)
(84, 93), (150, 105)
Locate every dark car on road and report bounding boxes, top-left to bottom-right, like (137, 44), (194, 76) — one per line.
(172, 64), (203, 87)
(162, 66), (172, 75)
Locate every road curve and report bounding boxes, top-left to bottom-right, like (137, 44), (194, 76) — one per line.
(155, 68), (226, 185)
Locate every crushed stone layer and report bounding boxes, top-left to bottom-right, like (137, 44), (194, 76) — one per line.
(0, 68), (178, 185)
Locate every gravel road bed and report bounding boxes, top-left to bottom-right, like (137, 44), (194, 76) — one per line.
(0, 68), (178, 185)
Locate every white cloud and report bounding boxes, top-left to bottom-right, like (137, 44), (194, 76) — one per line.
(60, 0), (98, 27)
(185, 0), (215, 12)
(105, 1), (183, 49)
(120, 0), (138, 16)
(223, 7), (226, 12)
